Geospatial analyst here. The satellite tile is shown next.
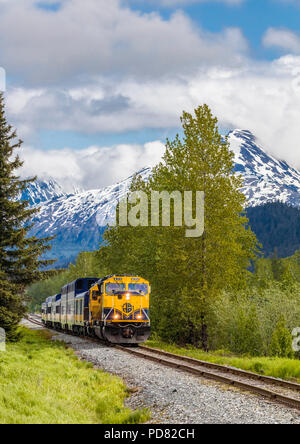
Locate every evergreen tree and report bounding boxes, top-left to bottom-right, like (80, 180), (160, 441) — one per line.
(246, 203), (300, 258)
(0, 93), (55, 338)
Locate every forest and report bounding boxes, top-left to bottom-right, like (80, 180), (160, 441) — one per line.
(247, 203), (300, 258)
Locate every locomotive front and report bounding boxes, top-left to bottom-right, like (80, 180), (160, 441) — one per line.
(90, 275), (151, 344)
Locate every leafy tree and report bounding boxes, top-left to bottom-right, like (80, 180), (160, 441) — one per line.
(103, 105), (258, 349)
(0, 93), (55, 337)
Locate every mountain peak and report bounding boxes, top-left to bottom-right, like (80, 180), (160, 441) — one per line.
(228, 129), (300, 207)
(230, 129), (256, 141)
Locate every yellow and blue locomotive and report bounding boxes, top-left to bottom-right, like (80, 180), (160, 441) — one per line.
(41, 275), (151, 344)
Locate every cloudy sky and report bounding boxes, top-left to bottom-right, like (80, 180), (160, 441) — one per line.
(1, 0), (300, 190)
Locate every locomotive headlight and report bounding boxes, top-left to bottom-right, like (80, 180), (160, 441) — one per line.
(137, 314), (142, 319)
(126, 293), (130, 300)
(114, 314), (119, 319)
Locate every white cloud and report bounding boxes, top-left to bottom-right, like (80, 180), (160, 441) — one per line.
(6, 54), (300, 171)
(0, 0), (248, 86)
(263, 28), (300, 53)
(19, 141), (165, 190)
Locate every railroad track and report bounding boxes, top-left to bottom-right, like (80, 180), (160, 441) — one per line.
(26, 315), (300, 412)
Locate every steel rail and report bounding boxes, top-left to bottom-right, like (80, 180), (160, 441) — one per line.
(139, 345), (300, 392)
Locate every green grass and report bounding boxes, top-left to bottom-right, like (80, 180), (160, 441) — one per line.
(0, 328), (149, 424)
(146, 339), (300, 383)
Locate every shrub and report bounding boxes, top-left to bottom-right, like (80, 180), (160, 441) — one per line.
(269, 317), (294, 358)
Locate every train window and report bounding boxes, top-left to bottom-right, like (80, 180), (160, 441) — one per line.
(56, 306), (60, 314)
(76, 280), (84, 291)
(128, 283), (148, 294)
(80, 300), (83, 315)
(105, 283), (126, 294)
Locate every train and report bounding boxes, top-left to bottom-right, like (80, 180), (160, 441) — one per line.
(41, 275), (151, 344)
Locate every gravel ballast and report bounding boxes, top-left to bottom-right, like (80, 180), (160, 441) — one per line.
(51, 332), (300, 424)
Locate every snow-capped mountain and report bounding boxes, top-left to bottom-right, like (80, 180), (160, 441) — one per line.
(229, 130), (300, 208)
(21, 131), (300, 266)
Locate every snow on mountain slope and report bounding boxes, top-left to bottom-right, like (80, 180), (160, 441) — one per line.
(19, 178), (66, 206)
(28, 168), (151, 266)
(21, 131), (300, 266)
(229, 130), (300, 208)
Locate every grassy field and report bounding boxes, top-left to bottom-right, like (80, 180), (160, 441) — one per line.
(0, 328), (149, 424)
(146, 339), (300, 383)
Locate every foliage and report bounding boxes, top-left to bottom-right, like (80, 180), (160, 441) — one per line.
(246, 202), (300, 258)
(269, 317), (294, 359)
(207, 283), (300, 357)
(229, 305), (264, 356)
(101, 105), (258, 349)
(0, 93), (56, 338)
(0, 272), (24, 341)
(27, 252), (101, 311)
(0, 327), (149, 424)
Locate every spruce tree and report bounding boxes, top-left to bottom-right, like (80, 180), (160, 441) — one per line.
(0, 93), (55, 338)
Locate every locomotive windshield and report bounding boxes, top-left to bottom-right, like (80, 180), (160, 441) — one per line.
(128, 283), (148, 294)
(106, 283), (126, 294)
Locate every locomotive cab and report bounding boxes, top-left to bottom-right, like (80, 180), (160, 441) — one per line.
(90, 275), (151, 344)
